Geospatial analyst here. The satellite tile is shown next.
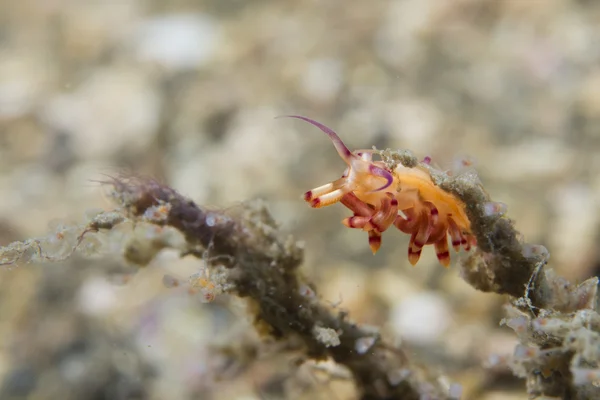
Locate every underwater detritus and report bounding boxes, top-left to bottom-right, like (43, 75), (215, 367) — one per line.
(107, 175), (458, 399)
(2, 116), (600, 398)
(2, 174), (457, 399)
(107, 175), (464, 399)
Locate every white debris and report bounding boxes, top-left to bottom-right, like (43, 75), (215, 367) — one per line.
(355, 336), (376, 354)
(313, 325), (340, 348)
(77, 276), (118, 316)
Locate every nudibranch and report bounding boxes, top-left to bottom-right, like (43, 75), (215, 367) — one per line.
(286, 115), (476, 267)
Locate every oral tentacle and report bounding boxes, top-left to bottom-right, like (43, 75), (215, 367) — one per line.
(304, 177), (347, 202)
(310, 188), (348, 208)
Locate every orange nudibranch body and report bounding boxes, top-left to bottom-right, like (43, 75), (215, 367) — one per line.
(286, 115), (475, 267)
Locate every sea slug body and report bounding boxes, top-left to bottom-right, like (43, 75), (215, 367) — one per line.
(286, 115), (476, 267)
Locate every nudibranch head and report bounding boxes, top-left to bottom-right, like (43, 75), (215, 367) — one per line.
(282, 115), (393, 201)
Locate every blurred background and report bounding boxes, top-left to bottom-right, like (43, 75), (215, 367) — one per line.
(1, 0), (600, 399)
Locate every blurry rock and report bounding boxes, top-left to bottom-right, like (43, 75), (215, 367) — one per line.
(41, 68), (160, 159)
(134, 14), (221, 72)
(0, 53), (51, 119)
(390, 291), (451, 345)
(300, 58), (344, 104)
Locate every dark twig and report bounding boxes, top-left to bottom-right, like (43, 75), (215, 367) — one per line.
(104, 175), (452, 400)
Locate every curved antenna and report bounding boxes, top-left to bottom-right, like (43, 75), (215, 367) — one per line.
(278, 115), (356, 165)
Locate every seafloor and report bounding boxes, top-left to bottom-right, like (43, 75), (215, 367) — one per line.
(1, 1), (599, 399)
